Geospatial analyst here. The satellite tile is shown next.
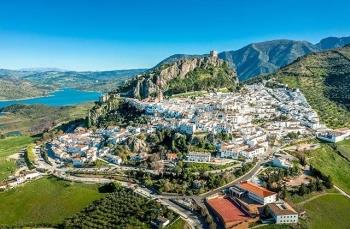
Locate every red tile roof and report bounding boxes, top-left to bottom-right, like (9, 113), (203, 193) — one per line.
(207, 196), (249, 224)
(239, 181), (276, 198)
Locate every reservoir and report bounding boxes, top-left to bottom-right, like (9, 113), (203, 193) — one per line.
(0, 88), (102, 108)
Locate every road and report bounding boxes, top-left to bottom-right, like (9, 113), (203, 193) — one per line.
(200, 159), (264, 198)
(33, 145), (270, 229)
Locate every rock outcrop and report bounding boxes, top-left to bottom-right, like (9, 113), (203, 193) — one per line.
(117, 51), (238, 100)
(87, 94), (122, 127)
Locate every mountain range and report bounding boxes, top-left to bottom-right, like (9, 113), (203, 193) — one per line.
(1, 36), (349, 101)
(162, 36), (350, 81)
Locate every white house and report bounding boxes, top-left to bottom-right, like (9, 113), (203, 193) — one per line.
(240, 145), (265, 159)
(187, 152), (211, 162)
(178, 122), (196, 135)
(317, 130), (350, 143)
(272, 157), (291, 168)
(236, 181), (277, 205)
(267, 201), (298, 224)
(107, 155), (123, 165)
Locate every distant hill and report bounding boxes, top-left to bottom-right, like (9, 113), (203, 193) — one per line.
(259, 45), (350, 128)
(219, 39), (320, 81)
(0, 69), (146, 100)
(316, 36), (350, 50)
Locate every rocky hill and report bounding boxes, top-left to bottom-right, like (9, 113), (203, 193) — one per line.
(264, 45), (350, 128)
(116, 51), (238, 100)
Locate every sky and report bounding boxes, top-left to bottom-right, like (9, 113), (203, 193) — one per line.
(0, 0), (349, 71)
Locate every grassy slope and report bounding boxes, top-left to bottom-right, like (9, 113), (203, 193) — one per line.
(0, 136), (34, 180)
(276, 74), (350, 128)
(0, 177), (103, 226)
(336, 139), (350, 161)
(266, 46), (350, 128)
(166, 217), (187, 229)
(0, 103), (92, 135)
(302, 195), (350, 229)
(307, 144), (350, 194)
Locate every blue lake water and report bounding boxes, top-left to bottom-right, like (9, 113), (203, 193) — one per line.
(0, 88), (102, 108)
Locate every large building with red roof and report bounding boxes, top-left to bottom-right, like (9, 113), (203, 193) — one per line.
(207, 196), (250, 228)
(230, 181), (277, 205)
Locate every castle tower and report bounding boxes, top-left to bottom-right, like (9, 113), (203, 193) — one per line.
(210, 50), (218, 58)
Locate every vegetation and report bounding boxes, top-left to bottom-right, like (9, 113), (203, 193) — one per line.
(24, 143), (36, 169)
(96, 100), (150, 128)
(335, 139), (350, 161)
(166, 217), (188, 229)
(165, 63), (237, 96)
(184, 162), (237, 173)
(62, 185), (175, 228)
(138, 162), (255, 195)
(306, 144), (350, 193)
(0, 136), (34, 180)
(0, 103), (92, 136)
(262, 46), (350, 128)
(302, 194), (350, 229)
(0, 177), (103, 227)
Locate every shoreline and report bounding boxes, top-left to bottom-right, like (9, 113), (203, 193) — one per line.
(0, 88), (102, 102)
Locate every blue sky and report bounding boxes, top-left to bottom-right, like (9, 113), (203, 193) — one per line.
(0, 0), (349, 71)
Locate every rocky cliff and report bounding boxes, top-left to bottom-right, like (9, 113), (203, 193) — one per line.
(87, 94), (122, 127)
(116, 51), (238, 100)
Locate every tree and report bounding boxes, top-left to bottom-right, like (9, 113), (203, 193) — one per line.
(98, 182), (117, 193)
(324, 175), (333, 189)
(163, 180), (173, 193)
(298, 184), (308, 196)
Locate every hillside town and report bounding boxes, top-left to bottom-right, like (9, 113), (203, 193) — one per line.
(2, 83), (350, 229)
(41, 83), (328, 168)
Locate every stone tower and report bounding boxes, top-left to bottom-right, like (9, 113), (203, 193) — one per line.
(210, 50), (218, 58)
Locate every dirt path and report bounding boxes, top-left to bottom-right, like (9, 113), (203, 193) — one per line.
(334, 185), (350, 199)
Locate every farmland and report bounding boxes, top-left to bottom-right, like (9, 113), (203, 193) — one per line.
(0, 136), (34, 180)
(0, 177), (103, 226)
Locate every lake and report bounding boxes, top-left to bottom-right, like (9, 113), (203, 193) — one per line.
(0, 88), (102, 108)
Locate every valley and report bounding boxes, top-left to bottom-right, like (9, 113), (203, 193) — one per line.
(0, 69), (145, 100)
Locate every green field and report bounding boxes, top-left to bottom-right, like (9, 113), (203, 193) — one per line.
(302, 194), (350, 229)
(307, 144), (350, 193)
(0, 136), (34, 180)
(166, 217), (187, 229)
(336, 139), (350, 161)
(0, 176), (103, 226)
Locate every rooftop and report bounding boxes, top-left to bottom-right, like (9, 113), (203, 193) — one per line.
(207, 196), (249, 224)
(267, 201), (298, 216)
(238, 181), (276, 198)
